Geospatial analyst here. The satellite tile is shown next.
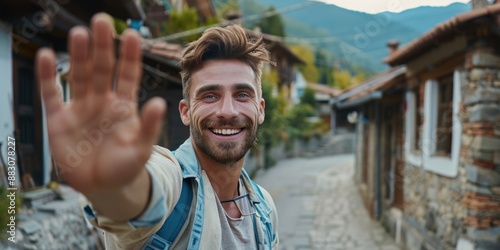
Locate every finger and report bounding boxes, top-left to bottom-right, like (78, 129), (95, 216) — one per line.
(116, 29), (143, 102)
(68, 26), (91, 100)
(140, 97), (166, 147)
(36, 48), (63, 115)
(91, 13), (116, 94)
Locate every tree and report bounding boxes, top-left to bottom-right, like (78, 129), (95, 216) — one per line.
(216, 0), (240, 19)
(290, 45), (319, 83)
(331, 69), (352, 89)
(286, 103), (316, 140)
(257, 72), (287, 168)
(300, 87), (317, 110)
(257, 6), (285, 37)
(314, 48), (334, 85)
(161, 6), (219, 43)
(161, 7), (200, 42)
(352, 69), (367, 85)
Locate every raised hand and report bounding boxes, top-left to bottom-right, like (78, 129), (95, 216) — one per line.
(36, 14), (166, 219)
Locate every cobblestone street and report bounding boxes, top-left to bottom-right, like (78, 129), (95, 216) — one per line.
(254, 154), (402, 250)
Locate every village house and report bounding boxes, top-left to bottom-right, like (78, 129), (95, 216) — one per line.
(0, 1), (164, 249)
(260, 32), (305, 98)
(306, 82), (342, 132)
(333, 64), (407, 225)
(0, 0), (199, 191)
(337, 1), (500, 249)
(0, 0), (149, 190)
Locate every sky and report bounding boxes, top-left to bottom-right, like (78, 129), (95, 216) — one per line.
(316, 0), (470, 14)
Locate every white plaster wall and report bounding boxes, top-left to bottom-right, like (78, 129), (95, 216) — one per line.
(0, 22), (17, 186)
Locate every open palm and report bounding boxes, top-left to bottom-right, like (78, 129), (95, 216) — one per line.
(36, 14), (166, 194)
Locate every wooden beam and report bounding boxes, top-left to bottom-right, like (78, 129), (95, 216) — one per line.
(406, 35), (466, 78)
(418, 52), (464, 82)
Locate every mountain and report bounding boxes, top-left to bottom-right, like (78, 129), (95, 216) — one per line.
(241, 0), (471, 72)
(383, 3), (471, 34)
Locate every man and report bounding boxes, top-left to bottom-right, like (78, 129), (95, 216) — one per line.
(36, 13), (278, 249)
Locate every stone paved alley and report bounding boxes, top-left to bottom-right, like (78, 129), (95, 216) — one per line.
(254, 154), (402, 250)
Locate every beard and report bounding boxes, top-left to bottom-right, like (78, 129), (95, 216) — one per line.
(191, 117), (257, 165)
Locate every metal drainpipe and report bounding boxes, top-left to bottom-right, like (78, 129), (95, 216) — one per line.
(375, 101), (382, 219)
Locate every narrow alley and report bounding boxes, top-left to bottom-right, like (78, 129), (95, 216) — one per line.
(255, 154), (402, 250)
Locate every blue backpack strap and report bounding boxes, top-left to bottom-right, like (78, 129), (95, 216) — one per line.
(143, 178), (193, 250)
(143, 150), (193, 250)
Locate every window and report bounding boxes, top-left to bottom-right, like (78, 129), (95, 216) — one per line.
(436, 75), (453, 156)
(19, 116), (34, 144)
(17, 66), (35, 145)
(415, 85), (424, 153)
(404, 89), (423, 167)
(19, 67), (34, 106)
(421, 70), (462, 177)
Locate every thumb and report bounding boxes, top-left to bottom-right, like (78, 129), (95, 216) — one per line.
(140, 97), (167, 147)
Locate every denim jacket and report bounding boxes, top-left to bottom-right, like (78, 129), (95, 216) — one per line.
(83, 138), (279, 250)
(173, 139), (278, 249)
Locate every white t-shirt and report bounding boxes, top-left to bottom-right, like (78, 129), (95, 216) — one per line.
(215, 180), (257, 249)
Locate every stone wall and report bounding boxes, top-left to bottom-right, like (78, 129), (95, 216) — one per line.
(457, 50), (500, 249)
(401, 165), (468, 249)
(245, 133), (355, 176)
(399, 49), (500, 250)
(0, 185), (100, 250)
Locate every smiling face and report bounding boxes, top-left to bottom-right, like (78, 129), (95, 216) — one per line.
(179, 59), (265, 165)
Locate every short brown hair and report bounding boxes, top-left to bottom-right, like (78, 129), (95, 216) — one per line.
(180, 25), (271, 100)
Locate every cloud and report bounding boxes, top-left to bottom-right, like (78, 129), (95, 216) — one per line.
(316, 0), (470, 14)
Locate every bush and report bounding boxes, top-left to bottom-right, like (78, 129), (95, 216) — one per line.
(0, 186), (22, 240)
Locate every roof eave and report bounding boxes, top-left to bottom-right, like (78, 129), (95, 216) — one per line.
(384, 3), (500, 66)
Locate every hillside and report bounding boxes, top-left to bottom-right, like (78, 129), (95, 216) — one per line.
(241, 0), (471, 72)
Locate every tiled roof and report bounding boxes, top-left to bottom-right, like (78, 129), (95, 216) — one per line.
(307, 82), (342, 97)
(336, 66), (406, 102)
(246, 30), (305, 64)
(142, 40), (183, 61)
(384, 4), (500, 66)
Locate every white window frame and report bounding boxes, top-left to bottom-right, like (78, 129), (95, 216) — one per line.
(421, 70), (462, 177)
(404, 90), (423, 167)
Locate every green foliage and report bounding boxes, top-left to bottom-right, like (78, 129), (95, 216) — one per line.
(160, 6), (221, 43)
(258, 78), (288, 168)
(332, 69), (352, 89)
(0, 186), (22, 240)
(286, 103), (316, 139)
(300, 87), (317, 109)
(257, 71), (329, 168)
(204, 16), (220, 27)
(258, 80), (287, 148)
(352, 68), (368, 85)
(331, 68), (368, 89)
(215, 0), (240, 19)
(113, 17), (128, 35)
(315, 49), (335, 85)
(289, 45), (319, 83)
(256, 6), (285, 37)
(161, 7), (206, 43)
